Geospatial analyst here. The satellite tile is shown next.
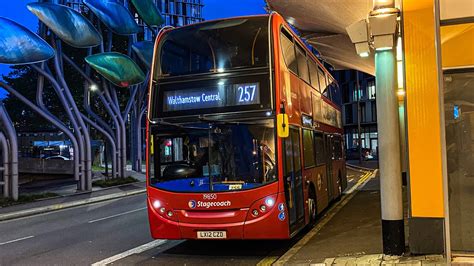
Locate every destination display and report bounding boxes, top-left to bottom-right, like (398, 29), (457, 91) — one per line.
(163, 82), (260, 112)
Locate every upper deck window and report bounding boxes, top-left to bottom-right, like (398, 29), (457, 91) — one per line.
(157, 16), (269, 77)
(295, 43), (310, 84)
(280, 28), (298, 74)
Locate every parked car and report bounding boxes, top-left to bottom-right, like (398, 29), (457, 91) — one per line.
(45, 155), (71, 160)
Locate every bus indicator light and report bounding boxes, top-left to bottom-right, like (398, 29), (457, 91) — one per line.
(278, 212), (286, 221)
(278, 203), (285, 212)
(252, 209), (259, 216)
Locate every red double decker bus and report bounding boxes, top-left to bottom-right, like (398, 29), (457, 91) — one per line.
(146, 13), (346, 240)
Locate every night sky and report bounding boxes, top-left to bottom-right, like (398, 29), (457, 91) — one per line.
(0, 0), (267, 98)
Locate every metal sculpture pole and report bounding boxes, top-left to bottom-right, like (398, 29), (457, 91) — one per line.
(31, 64), (88, 190)
(50, 48), (92, 189)
(81, 114), (117, 179)
(0, 82), (83, 188)
(0, 103), (18, 200)
(61, 53), (118, 178)
(35, 64), (81, 182)
(0, 131), (10, 198)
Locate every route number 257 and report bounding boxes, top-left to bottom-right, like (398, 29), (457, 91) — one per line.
(237, 85), (257, 103)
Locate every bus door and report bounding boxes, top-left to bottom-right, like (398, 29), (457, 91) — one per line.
(325, 134), (334, 201)
(283, 128), (305, 232)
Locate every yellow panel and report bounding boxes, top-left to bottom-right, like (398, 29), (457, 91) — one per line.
(403, 0), (445, 218)
(441, 23), (474, 68)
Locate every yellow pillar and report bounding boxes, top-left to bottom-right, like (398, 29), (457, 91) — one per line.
(403, 0), (445, 254)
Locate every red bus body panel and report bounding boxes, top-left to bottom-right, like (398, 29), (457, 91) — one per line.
(145, 13), (346, 240)
(147, 182), (290, 239)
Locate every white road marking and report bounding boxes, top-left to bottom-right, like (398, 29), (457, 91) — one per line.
(91, 239), (168, 266)
(0, 235), (35, 246)
(88, 207), (147, 223)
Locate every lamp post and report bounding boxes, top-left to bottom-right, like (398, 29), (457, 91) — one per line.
(346, 0), (405, 255)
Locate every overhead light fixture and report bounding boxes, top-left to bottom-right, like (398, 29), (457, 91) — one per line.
(369, 13), (398, 50)
(346, 19), (370, 57)
(346, 9), (399, 55)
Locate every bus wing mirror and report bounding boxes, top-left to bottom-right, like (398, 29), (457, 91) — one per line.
(277, 114), (289, 138)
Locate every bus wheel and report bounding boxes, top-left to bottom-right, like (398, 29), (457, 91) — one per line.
(308, 186), (317, 225)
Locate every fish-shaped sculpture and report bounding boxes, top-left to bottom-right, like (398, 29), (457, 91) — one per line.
(132, 41), (154, 68)
(85, 52), (145, 87)
(130, 0), (164, 27)
(83, 0), (140, 35)
(27, 3), (102, 48)
(0, 17), (55, 65)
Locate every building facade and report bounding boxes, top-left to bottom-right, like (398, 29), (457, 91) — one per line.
(64, 0), (204, 41)
(333, 70), (378, 159)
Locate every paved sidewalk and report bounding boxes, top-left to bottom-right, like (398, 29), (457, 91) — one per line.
(276, 172), (448, 266)
(0, 178), (146, 221)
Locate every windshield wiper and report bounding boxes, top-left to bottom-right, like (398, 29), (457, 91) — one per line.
(154, 119), (208, 130)
(198, 115), (263, 125)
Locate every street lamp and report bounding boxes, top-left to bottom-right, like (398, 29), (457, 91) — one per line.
(89, 83), (99, 92)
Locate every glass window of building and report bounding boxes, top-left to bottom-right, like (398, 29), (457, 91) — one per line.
(368, 80), (376, 99)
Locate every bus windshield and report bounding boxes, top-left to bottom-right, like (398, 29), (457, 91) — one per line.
(149, 120), (276, 192)
(156, 16), (269, 77)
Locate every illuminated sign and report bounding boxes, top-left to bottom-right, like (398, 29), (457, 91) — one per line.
(163, 82), (260, 112)
(454, 105), (460, 120)
(302, 114), (313, 127)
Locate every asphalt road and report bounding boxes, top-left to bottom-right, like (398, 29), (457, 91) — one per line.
(0, 167), (368, 266)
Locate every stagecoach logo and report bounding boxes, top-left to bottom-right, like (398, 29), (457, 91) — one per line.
(188, 199), (232, 209)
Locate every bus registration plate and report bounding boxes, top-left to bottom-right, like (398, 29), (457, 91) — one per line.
(197, 231), (227, 239)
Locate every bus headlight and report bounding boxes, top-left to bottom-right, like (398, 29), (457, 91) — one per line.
(265, 197), (275, 207)
(246, 194), (278, 221)
(152, 200), (161, 209)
